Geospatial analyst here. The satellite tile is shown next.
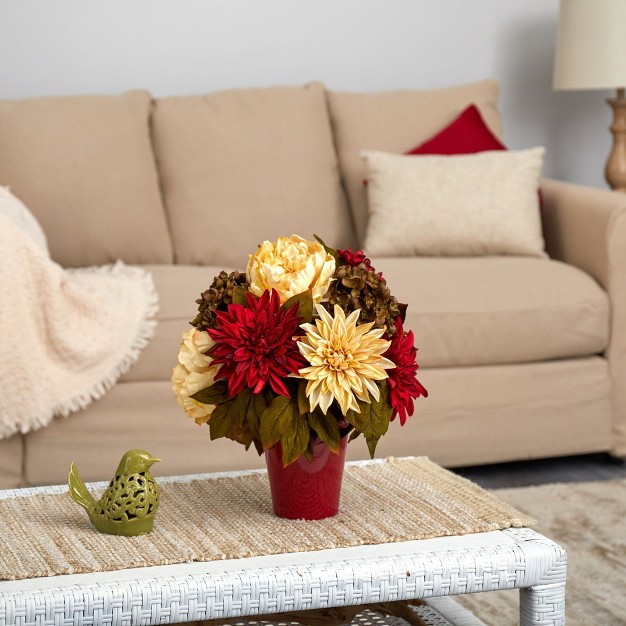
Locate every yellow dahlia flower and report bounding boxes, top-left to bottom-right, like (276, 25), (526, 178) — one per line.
(246, 235), (335, 305)
(172, 328), (220, 424)
(297, 304), (395, 416)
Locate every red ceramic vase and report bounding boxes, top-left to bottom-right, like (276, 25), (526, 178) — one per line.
(264, 436), (348, 520)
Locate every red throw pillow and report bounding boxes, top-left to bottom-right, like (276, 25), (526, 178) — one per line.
(362, 105), (504, 187)
(406, 104), (505, 155)
(404, 104), (542, 206)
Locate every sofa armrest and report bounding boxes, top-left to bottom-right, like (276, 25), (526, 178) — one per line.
(541, 178), (626, 456)
(541, 178), (626, 289)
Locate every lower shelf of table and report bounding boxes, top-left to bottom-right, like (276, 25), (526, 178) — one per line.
(199, 597), (486, 626)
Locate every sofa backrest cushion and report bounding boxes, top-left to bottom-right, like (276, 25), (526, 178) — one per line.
(327, 79), (502, 245)
(151, 82), (355, 267)
(0, 90), (173, 267)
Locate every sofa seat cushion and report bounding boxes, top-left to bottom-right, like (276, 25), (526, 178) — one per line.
(121, 264), (226, 383)
(152, 82), (355, 267)
(371, 256), (609, 368)
(0, 90), (173, 267)
(24, 357), (611, 485)
(125, 258), (609, 382)
(0, 436), (23, 489)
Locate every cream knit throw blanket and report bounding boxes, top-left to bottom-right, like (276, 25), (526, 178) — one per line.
(0, 214), (158, 439)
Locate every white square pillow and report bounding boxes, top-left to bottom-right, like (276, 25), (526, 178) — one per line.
(361, 148), (546, 257)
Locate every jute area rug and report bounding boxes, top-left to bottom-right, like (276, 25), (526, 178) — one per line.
(454, 477), (626, 626)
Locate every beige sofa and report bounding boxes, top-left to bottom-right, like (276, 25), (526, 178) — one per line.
(1, 79), (624, 488)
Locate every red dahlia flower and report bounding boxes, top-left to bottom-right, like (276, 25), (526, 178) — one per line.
(384, 318), (427, 425)
(207, 289), (305, 398)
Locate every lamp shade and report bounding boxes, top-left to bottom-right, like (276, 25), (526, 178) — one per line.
(554, 0), (626, 90)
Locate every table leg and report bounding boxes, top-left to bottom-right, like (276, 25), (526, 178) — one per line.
(520, 582), (566, 626)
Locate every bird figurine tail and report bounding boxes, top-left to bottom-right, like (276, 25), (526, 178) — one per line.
(68, 462), (94, 512)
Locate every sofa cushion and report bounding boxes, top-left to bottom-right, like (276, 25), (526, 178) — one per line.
(0, 436), (23, 489)
(152, 82), (355, 267)
(125, 258), (609, 383)
(0, 186), (48, 254)
(373, 357), (611, 466)
(23, 380), (269, 486)
(24, 357), (612, 486)
(362, 148), (546, 257)
(328, 79), (502, 244)
(121, 264), (227, 382)
(371, 256), (609, 368)
(0, 90), (173, 268)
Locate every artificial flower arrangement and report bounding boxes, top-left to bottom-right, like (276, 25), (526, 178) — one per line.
(172, 235), (427, 466)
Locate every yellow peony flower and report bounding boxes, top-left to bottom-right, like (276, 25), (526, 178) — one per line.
(172, 329), (220, 424)
(297, 304), (395, 416)
(246, 234), (335, 305)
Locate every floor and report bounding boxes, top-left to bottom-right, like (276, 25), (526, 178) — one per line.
(453, 452), (626, 489)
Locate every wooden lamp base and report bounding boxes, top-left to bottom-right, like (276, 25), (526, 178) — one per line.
(605, 87), (626, 192)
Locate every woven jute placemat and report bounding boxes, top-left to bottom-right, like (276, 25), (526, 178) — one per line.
(0, 457), (534, 581)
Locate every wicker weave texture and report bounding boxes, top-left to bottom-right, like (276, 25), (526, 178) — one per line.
(0, 529), (565, 626)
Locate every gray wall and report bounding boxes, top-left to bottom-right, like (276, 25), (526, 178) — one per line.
(0, 0), (613, 189)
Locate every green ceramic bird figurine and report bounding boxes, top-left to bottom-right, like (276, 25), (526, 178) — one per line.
(68, 449), (161, 536)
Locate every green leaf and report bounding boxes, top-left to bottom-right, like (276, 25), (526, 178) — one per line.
(246, 392), (268, 443)
(348, 429), (362, 443)
(259, 395), (299, 450)
(297, 380), (310, 416)
(346, 381), (392, 458)
(303, 439), (315, 462)
(190, 380), (230, 405)
(280, 415), (311, 466)
(313, 234), (340, 264)
(226, 422), (254, 450)
(232, 389), (253, 424)
(307, 410), (340, 453)
(208, 403), (234, 441)
(232, 286), (249, 305)
(282, 289), (314, 323)
(208, 389), (251, 441)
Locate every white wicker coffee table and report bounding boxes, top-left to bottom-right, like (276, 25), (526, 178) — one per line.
(0, 468), (566, 626)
